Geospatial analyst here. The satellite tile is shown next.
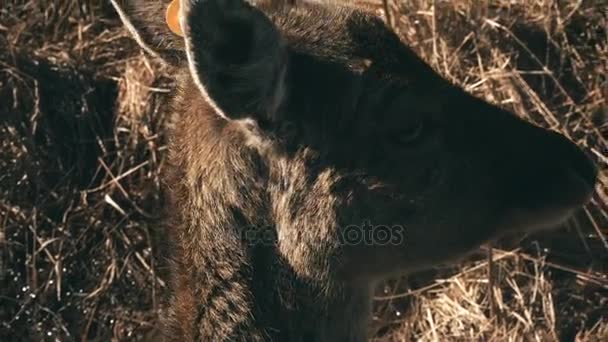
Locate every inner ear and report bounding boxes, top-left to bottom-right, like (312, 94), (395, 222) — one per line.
(181, 0), (288, 122)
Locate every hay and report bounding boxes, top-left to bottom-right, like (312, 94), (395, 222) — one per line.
(1, 0), (606, 340)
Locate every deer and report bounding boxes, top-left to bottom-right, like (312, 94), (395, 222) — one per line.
(111, 0), (598, 340)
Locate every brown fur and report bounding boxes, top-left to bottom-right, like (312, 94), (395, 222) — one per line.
(113, 1), (598, 340)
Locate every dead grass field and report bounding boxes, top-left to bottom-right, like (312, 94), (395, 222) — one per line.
(1, 0), (607, 341)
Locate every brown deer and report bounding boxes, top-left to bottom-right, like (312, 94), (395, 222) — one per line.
(112, 0), (598, 340)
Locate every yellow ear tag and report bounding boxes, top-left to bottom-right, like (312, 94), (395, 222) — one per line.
(166, 0), (183, 36)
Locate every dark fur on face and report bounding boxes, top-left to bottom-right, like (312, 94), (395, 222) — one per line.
(112, 0), (598, 340)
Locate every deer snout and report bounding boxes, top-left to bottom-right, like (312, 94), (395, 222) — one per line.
(496, 122), (598, 231)
(544, 130), (597, 206)
(557, 132), (598, 195)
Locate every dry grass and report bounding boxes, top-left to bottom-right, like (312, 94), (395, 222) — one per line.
(0, 0), (606, 341)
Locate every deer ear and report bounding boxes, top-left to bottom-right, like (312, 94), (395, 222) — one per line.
(181, 0), (288, 122)
(110, 0), (185, 65)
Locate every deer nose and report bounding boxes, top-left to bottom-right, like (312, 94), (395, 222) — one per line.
(557, 132), (598, 190)
(493, 123), (598, 212)
(553, 131), (598, 205)
(518, 128), (597, 209)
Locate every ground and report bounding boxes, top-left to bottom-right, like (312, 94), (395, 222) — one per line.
(0, 0), (607, 341)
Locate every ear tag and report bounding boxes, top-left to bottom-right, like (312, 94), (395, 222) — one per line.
(166, 0), (183, 36)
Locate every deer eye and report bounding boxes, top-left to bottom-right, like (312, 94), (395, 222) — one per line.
(389, 119), (426, 146)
